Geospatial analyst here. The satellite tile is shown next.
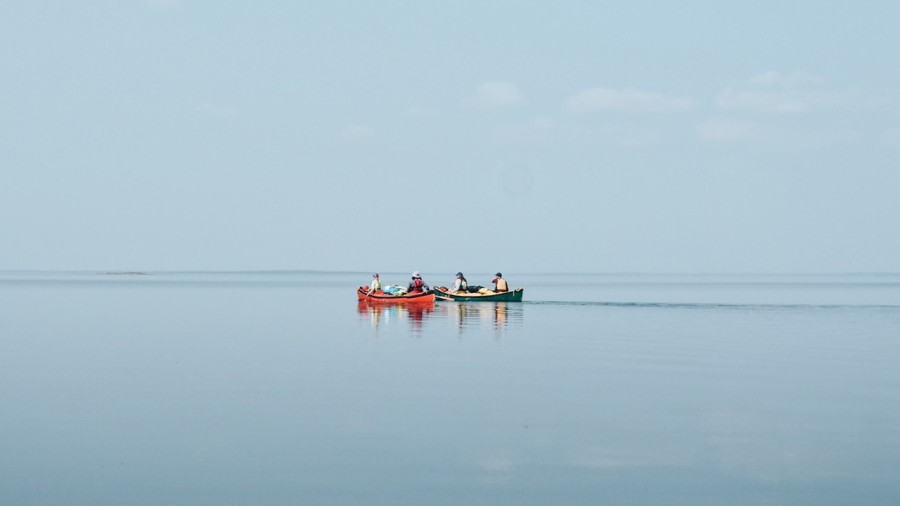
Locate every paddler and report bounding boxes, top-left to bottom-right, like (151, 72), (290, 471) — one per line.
(366, 273), (382, 295)
(450, 272), (468, 293)
(492, 272), (508, 292)
(407, 271), (430, 293)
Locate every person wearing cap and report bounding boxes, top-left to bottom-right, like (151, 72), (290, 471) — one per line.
(366, 273), (382, 295)
(492, 272), (508, 292)
(407, 271), (430, 293)
(450, 272), (468, 293)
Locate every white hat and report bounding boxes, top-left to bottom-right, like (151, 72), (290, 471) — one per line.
(412, 271), (420, 277)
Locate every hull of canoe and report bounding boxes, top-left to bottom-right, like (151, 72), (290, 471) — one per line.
(434, 288), (523, 302)
(357, 288), (435, 304)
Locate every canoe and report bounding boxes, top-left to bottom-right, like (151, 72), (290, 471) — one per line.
(357, 287), (435, 304)
(434, 287), (523, 302)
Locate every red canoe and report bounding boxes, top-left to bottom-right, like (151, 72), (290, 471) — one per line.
(356, 287), (435, 304)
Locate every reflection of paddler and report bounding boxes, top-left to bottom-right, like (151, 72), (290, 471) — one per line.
(358, 301), (389, 329)
(495, 303), (507, 326)
(371, 305), (382, 328)
(406, 305), (435, 331)
(456, 303), (467, 329)
(409, 307), (424, 323)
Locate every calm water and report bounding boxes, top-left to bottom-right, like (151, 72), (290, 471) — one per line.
(2, 271), (900, 505)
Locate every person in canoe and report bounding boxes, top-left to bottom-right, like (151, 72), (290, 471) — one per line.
(450, 272), (468, 293)
(407, 271), (431, 293)
(492, 272), (508, 292)
(366, 273), (382, 295)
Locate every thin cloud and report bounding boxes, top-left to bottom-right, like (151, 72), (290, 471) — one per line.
(486, 119), (555, 143)
(530, 117), (555, 130)
(696, 117), (757, 141)
(565, 87), (695, 114)
(340, 124), (374, 138)
(144, 0), (181, 10)
(407, 106), (437, 117)
(716, 71), (865, 113)
(196, 103), (236, 118)
(476, 453), (515, 485)
(748, 70), (823, 88)
(882, 127), (900, 148)
(473, 81), (524, 107)
(715, 88), (841, 113)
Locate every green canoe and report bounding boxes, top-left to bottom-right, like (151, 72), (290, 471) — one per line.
(434, 287), (524, 302)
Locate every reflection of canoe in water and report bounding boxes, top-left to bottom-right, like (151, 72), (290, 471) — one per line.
(356, 287), (435, 304)
(434, 287), (524, 302)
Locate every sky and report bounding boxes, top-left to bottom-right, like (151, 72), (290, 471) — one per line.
(2, 1), (899, 273)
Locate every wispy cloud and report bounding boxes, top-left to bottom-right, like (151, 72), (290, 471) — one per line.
(487, 119), (556, 143)
(473, 81), (524, 108)
(530, 117), (555, 130)
(340, 124), (374, 138)
(696, 116), (757, 142)
(566, 87), (695, 114)
(716, 71), (870, 113)
(716, 88), (838, 113)
(144, 0), (181, 11)
(407, 106), (437, 117)
(476, 452), (515, 485)
(570, 445), (688, 470)
(196, 103), (236, 118)
(748, 70), (823, 88)
(883, 127), (900, 148)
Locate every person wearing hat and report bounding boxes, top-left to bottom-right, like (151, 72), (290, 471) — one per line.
(366, 273), (382, 295)
(407, 271), (430, 293)
(450, 272), (468, 293)
(492, 272), (508, 292)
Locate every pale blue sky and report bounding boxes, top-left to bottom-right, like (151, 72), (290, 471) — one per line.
(2, 1), (898, 273)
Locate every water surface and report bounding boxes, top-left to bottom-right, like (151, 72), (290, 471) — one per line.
(2, 271), (899, 505)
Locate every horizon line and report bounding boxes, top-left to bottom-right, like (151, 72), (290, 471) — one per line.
(2, 269), (899, 276)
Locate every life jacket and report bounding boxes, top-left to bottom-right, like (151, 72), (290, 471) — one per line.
(410, 278), (424, 293)
(495, 278), (508, 292)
